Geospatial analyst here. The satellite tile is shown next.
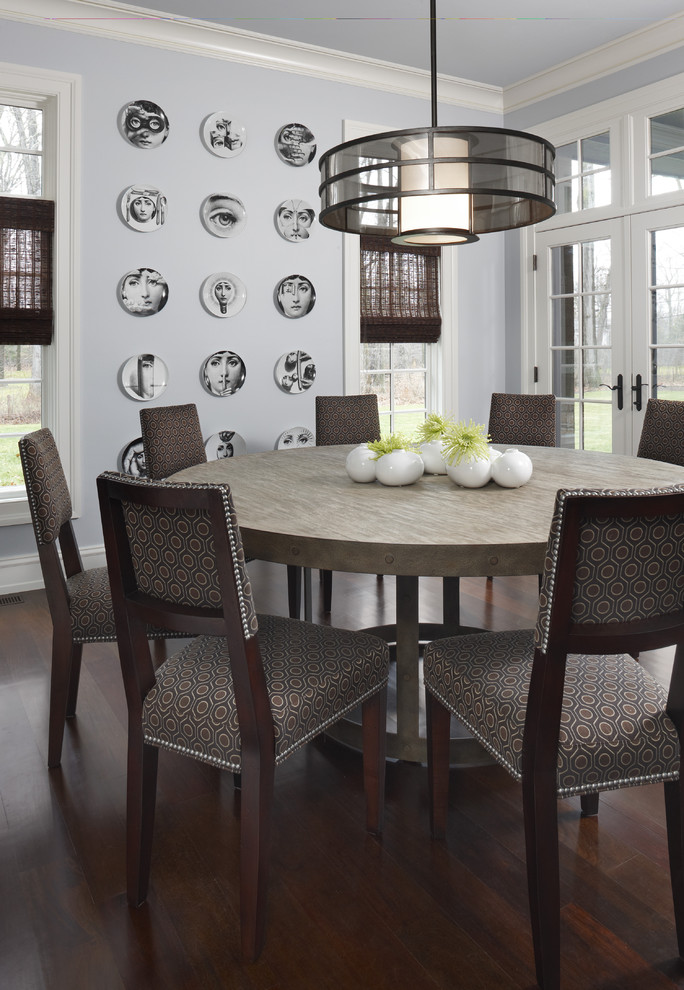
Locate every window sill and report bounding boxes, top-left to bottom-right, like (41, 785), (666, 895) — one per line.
(0, 489), (30, 526)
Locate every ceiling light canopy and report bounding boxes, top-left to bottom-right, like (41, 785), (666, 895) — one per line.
(318, 1), (556, 246)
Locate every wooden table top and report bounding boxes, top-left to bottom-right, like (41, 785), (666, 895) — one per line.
(172, 445), (684, 578)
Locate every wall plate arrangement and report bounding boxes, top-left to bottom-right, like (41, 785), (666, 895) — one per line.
(119, 185), (167, 231)
(200, 192), (247, 238)
(119, 99), (169, 149)
(119, 437), (147, 477)
(274, 274), (316, 319)
(204, 430), (248, 459)
(118, 267), (169, 316)
(200, 272), (247, 318)
(274, 351), (316, 393)
(201, 111), (246, 157)
(275, 122), (316, 166)
(120, 354), (168, 401)
(274, 198), (316, 242)
(200, 350), (247, 396)
(276, 426), (315, 448)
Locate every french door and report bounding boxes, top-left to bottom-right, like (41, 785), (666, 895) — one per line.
(534, 206), (684, 454)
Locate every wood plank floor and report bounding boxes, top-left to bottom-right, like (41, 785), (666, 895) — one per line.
(1, 563), (683, 989)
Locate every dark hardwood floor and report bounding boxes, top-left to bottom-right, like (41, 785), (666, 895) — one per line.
(1, 563), (683, 989)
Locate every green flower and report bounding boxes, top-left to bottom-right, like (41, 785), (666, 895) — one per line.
(441, 419), (491, 466)
(413, 412), (454, 444)
(366, 433), (414, 458)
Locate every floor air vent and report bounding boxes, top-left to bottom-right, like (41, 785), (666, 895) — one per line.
(0, 594), (23, 607)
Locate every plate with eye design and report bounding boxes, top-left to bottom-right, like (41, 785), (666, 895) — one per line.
(200, 192), (247, 238)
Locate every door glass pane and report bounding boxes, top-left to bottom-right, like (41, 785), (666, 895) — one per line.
(557, 401), (577, 448)
(551, 297), (578, 346)
(650, 347), (684, 398)
(582, 293), (611, 345)
(582, 349), (611, 394)
(650, 227), (684, 398)
(552, 349), (578, 399)
(582, 241), (611, 291)
(583, 402), (613, 452)
(551, 244), (578, 295)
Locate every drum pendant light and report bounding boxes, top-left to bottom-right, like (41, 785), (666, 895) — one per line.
(318, 0), (556, 245)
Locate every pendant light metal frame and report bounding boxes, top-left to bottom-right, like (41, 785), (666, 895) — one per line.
(318, 0), (556, 245)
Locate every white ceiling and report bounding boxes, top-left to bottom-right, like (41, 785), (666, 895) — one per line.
(116, 1), (684, 88)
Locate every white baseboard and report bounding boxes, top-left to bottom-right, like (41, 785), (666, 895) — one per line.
(0, 544), (107, 595)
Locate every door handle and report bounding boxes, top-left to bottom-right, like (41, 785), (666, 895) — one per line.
(632, 374), (645, 412)
(599, 373), (623, 410)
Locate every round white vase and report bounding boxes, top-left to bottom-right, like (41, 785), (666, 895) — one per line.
(345, 444), (378, 483)
(419, 439), (447, 475)
(446, 455), (492, 488)
(491, 447), (534, 488)
(374, 449), (424, 487)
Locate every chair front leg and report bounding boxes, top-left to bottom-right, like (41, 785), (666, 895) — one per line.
(665, 777), (684, 960)
(426, 690), (451, 840)
(47, 632), (75, 768)
(361, 686), (387, 835)
(127, 734), (159, 908)
(522, 772), (561, 990)
(239, 754), (275, 963)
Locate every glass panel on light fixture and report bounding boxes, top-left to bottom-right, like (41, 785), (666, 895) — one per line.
(397, 134), (471, 241)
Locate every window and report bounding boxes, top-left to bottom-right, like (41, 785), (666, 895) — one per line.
(554, 132), (611, 214)
(0, 65), (79, 526)
(359, 235), (440, 434)
(650, 108), (684, 196)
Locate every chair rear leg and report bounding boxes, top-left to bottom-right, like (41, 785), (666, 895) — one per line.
(664, 777), (684, 959)
(127, 737), (159, 907)
(580, 792), (599, 816)
(47, 634), (75, 768)
(426, 691), (451, 839)
(361, 686), (387, 835)
(239, 759), (275, 963)
(522, 773), (561, 990)
(65, 642), (83, 719)
(322, 569), (333, 613)
(287, 564), (301, 619)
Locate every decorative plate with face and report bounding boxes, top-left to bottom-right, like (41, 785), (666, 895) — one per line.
(120, 100), (169, 149)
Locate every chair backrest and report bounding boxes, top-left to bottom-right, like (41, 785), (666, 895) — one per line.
(529, 484), (684, 780)
(315, 394), (381, 446)
(139, 403), (207, 480)
(97, 472), (268, 751)
(637, 398), (684, 466)
(487, 392), (556, 447)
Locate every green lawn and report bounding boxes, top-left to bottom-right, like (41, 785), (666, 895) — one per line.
(0, 426), (39, 487)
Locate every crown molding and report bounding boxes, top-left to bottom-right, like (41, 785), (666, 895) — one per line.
(504, 11), (684, 114)
(0, 0), (503, 115)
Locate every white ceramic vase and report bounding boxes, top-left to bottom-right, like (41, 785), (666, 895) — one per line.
(374, 449), (424, 487)
(419, 439), (447, 475)
(491, 447), (534, 488)
(446, 454), (492, 488)
(345, 444), (378, 483)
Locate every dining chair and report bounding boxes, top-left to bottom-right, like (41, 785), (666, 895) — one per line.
(313, 393), (381, 612)
(423, 484), (684, 990)
(637, 397), (684, 466)
(18, 428), (183, 769)
(487, 392), (557, 447)
(97, 470), (389, 962)
(139, 402), (207, 480)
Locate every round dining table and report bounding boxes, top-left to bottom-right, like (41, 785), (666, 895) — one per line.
(172, 444), (684, 763)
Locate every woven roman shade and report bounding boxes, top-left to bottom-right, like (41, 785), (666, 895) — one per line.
(360, 235), (441, 344)
(0, 196), (54, 345)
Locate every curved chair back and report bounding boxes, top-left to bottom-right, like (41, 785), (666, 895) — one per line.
(315, 394), (381, 446)
(140, 403), (207, 480)
(637, 398), (684, 466)
(487, 392), (556, 447)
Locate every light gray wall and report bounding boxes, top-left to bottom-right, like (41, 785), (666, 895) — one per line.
(0, 16), (505, 565)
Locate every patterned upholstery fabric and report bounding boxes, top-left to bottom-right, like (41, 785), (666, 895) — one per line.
(19, 428), (72, 544)
(423, 628), (679, 796)
(66, 567), (118, 642)
(315, 394), (381, 446)
(142, 617), (390, 770)
(140, 404), (207, 480)
(487, 392), (556, 447)
(637, 398), (684, 466)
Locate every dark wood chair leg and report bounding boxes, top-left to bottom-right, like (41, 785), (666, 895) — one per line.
(580, 792), (599, 816)
(665, 777), (684, 959)
(47, 633), (74, 768)
(426, 691), (452, 840)
(127, 737), (159, 907)
(287, 564), (301, 619)
(65, 642), (83, 719)
(361, 687), (387, 835)
(522, 773), (561, 990)
(322, 569), (333, 613)
(239, 757), (275, 963)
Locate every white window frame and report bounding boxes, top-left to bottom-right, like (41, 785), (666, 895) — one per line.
(342, 119), (457, 416)
(0, 62), (80, 526)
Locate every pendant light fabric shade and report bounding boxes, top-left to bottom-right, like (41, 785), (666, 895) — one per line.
(319, 125), (556, 245)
